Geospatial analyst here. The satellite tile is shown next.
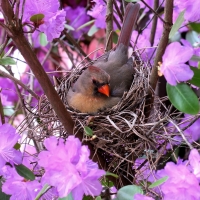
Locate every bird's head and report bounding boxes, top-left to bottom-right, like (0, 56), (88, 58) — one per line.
(74, 66), (110, 97)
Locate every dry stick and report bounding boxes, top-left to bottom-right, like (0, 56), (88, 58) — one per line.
(0, 68), (39, 100)
(145, 0), (173, 118)
(140, 0), (165, 23)
(63, 30), (90, 62)
(113, 0), (123, 22)
(105, 0), (113, 51)
(0, 0), (77, 138)
(168, 119), (193, 150)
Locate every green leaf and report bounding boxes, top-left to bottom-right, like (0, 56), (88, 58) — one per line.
(58, 193), (73, 200)
(166, 83), (200, 115)
(64, 24), (75, 31)
(3, 106), (15, 116)
(191, 55), (200, 62)
(95, 197), (102, 200)
(35, 184), (51, 200)
(106, 171), (119, 178)
(116, 185), (143, 200)
(3, 46), (13, 58)
(14, 143), (21, 150)
(0, 57), (16, 65)
(101, 177), (114, 187)
(15, 164), (35, 181)
(188, 67), (200, 87)
(84, 126), (93, 136)
(39, 33), (48, 46)
(88, 24), (98, 37)
(124, 0), (139, 2)
(186, 31), (199, 46)
(190, 22), (200, 33)
(30, 14), (44, 23)
(149, 176), (168, 188)
(112, 31), (118, 44)
(77, 20), (95, 30)
(169, 10), (185, 40)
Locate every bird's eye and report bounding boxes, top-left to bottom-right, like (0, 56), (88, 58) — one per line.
(92, 79), (97, 85)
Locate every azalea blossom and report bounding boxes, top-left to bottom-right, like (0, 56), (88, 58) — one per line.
(1, 165), (41, 200)
(159, 42), (194, 85)
(0, 124), (22, 169)
(189, 149), (200, 180)
(21, 0), (66, 42)
(38, 136), (105, 199)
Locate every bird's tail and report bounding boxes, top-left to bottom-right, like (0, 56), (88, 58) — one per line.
(117, 3), (140, 47)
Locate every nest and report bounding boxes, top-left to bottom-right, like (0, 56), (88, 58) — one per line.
(18, 50), (197, 191)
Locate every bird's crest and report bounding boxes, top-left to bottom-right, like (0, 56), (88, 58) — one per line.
(88, 66), (102, 73)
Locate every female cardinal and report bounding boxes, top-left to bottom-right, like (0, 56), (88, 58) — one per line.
(67, 3), (140, 113)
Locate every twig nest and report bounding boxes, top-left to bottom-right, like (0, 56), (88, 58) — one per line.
(19, 51), (173, 187)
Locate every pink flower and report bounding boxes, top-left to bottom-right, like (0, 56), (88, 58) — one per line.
(38, 136), (105, 199)
(0, 124), (22, 168)
(160, 42), (194, 85)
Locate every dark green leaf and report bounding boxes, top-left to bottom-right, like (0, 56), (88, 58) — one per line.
(188, 67), (200, 87)
(166, 83), (200, 115)
(0, 57), (16, 65)
(14, 143), (21, 150)
(84, 126), (93, 136)
(116, 185), (143, 200)
(35, 184), (51, 200)
(101, 177), (114, 187)
(0, 181), (10, 200)
(30, 14), (44, 22)
(169, 10), (185, 40)
(15, 164), (35, 181)
(190, 22), (200, 33)
(149, 176), (168, 188)
(106, 171), (119, 178)
(112, 31), (118, 44)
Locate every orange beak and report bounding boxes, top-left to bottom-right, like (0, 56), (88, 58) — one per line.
(98, 84), (110, 97)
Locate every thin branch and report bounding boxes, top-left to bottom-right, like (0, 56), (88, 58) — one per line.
(0, 35), (10, 56)
(0, 90), (5, 124)
(149, 0), (159, 46)
(140, 0), (165, 23)
(169, 119), (193, 150)
(63, 30), (90, 62)
(105, 0), (113, 51)
(0, 0), (78, 138)
(0, 68), (39, 100)
(145, 0), (173, 119)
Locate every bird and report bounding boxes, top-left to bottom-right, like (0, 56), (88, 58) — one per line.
(67, 3), (140, 113)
